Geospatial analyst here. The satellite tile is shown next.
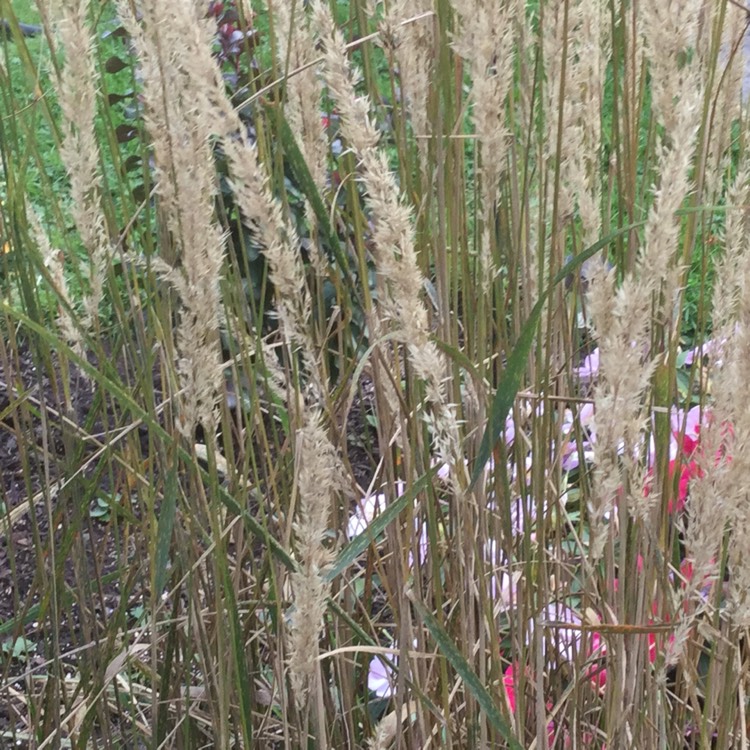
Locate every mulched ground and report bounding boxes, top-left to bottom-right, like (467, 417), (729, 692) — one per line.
(0, 337), (377, 747)
(0, 341), (149, 746)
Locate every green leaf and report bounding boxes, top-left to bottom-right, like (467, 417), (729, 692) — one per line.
(470, 221), (644, 487)
(409, 595), (523, 750)
(90, 497), (110, 520)
(326, 465), (440, 582)
(2, 636), (37, 663)
(434, 338), (484, 394)
(270, 108), (354, 286)
(128, 604), (146, 624)
(154, 463), (178, 596)
(220, 561), (254, 746)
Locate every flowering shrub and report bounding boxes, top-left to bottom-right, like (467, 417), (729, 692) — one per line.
(207, 1), (255, 76)
(349, 343), (733, 743)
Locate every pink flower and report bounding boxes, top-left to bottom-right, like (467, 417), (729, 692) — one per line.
(504, 659), (606, 748)
(671, 405), (703, 455)
(575, 348), (600, 383)
(503, 663), (518, 712)
(679, 557), (717, 607)
(368, 654), (395, 698)
(347, 480), (428, 567)
(484, 540), (522, 609)
(502, 662), (555, 744)
(644, 406), (714, 513)
(643, 455), (702, 513)
(669, 458), (701, 513)
(561, 403), (596, 471)
(367, 641), (419, 699)
(347, 492), (389, 539)
(683, 334), (731, 368)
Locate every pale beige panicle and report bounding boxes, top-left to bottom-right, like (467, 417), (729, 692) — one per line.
(287, 410), (342, 707)
(128, 0), (347, 707)
(702, 4), (746, 200)
(273, 1), (328, 196)
(29, 206), (83, 354)
(220, 135), (314, 360)
(48, 0), (111, 329)
(272, 0), (330, 276)
(640, 0), (704, 134)
(450, 0), (517, 194)
(450, 0), (519, 290)
(587, 0), (705, 558)
(218, 115), (343, 704)
(310, 0), (465, 488)
(564, 0), (610, 248)
(115, 0), (230, 437)
(381, 0), (435, 169)
(691, 166), (750, 625)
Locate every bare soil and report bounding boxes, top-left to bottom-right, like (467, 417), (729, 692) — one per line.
(0, 342), (149, 746)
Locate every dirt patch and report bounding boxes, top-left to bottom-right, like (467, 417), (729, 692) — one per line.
(0, 340), (151, 743)
(0, 336), (379, 745)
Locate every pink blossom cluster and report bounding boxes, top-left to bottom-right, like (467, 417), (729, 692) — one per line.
(349, 342), (729, 742)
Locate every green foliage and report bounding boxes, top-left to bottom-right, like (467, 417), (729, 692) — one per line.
(2, 635), (36, 663)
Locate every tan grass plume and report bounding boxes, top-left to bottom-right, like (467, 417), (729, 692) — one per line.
(49, 0), (111, 330)
(310, 0), (464, 488)
(585, 0), (705, 557)
(115, 0), (227, 437)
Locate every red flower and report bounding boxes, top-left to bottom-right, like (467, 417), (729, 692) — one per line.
(503, 663), (517, 712)
(502, 663), (555, 744)
(666, 457), (702, 513)
(645, 409), (733, 513)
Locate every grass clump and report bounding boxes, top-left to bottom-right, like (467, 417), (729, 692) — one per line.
(0, 0), (749, 747)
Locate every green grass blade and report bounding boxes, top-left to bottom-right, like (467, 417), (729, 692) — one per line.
(271, 108), (354, 285)
(154, 462), (178, 597)
(156, 596), (181, 746)
(326, 465), (440, 582)
(409, 593), (524, 750)
(470, 221), (644, 487)
(220, 553), (254, 746)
